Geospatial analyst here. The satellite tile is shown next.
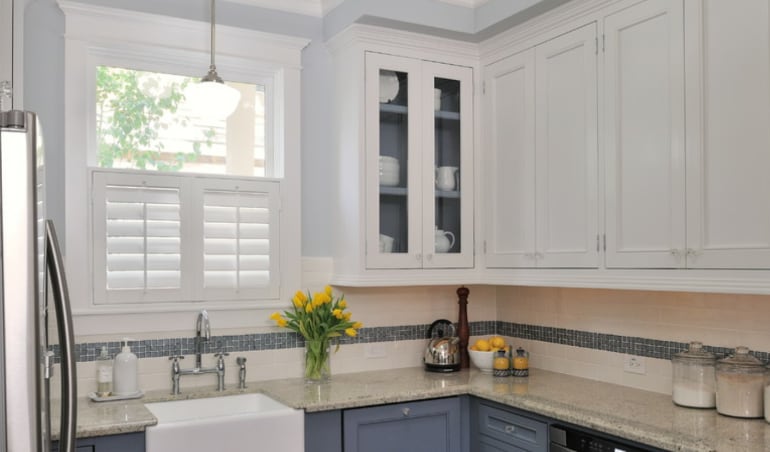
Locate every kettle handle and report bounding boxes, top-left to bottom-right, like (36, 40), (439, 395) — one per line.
(427, 319), (456, 339)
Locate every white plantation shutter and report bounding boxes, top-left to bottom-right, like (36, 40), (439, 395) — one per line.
(92, 170), (279, 305)
(92, 172), (188, 303)
(200, 180), (279, 299)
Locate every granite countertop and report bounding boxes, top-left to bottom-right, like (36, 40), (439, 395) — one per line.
(55, 367), (770, 451)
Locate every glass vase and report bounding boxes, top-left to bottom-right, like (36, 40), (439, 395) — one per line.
(304, 339), (331, 382)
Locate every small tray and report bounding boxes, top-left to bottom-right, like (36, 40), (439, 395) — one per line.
(88, 391), (143, 402)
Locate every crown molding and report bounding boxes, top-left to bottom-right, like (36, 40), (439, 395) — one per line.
(436, 0), (491, 8)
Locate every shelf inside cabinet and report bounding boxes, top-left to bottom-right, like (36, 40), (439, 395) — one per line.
(380, 186), (408, 196)
(379, 186), (461, 199)
(434, 110), (460, 121)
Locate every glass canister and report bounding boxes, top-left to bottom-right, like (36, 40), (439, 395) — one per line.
(764, 365), (770, 423)
(715, 346), (766, 418)
(672, 341), (716, 408)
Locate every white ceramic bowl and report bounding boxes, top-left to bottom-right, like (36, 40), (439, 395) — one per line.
(380, 172), (399, 186)
(468, 348), (495, 373)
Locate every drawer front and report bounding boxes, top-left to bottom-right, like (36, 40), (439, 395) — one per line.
(479, 434), (530, 452)
(477, 403), (547, 450)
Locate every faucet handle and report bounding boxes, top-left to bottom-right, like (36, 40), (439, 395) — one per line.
(168, 355), (185, 361)
(214, 352), (230, 362)
(236, 356), (247, 366)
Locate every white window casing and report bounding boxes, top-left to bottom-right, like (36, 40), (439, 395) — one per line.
(61, 1), (307, 334)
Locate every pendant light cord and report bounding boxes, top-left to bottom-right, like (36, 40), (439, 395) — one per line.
(210, 0), (216, 71)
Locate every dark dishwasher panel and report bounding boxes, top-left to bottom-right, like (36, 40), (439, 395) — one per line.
(549, 425), (662, 452)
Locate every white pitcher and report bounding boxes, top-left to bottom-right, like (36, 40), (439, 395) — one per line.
(435, 228), (455, 253)
(435, 166), (458, 191)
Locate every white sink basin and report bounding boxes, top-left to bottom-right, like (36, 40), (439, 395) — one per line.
(145, 393), (303, 452)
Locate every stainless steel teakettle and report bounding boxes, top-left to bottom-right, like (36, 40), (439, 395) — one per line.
(423, 319), (461, 373)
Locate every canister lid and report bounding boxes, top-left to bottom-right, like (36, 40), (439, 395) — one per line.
(717, 346), (765, 371)
(673, 341), (715, 364)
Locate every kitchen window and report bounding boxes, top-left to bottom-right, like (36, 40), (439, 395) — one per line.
(62, 3), (306, 326)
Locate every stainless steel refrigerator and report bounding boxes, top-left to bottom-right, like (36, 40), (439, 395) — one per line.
(0, 110), (76, 452)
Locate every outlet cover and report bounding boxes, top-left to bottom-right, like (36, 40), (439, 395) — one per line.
(624, 355), (646, 375)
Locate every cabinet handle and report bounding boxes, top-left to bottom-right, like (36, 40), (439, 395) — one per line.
(402, 407), (410, 416)
(686, 248), (699, 257)
(504, 425), (516, 434)
(426, 253), (433, 261)
(535, 252), (543, 259)
(415, 253), (422, 261)
(670, 249), (682, 258)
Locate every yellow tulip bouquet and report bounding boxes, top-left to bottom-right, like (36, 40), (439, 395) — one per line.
(271, 286), (362, 381)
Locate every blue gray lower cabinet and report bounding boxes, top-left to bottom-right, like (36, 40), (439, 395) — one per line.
(306, 397), (467, 452)
(51, 432), (145, 452)
(470, 398), (548, 452)
(343, 397), (463, 452)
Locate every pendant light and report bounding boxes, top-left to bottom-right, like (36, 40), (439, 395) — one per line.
(185, 0), (241, 118)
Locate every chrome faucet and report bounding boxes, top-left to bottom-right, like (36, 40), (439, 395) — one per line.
(236, 356), (247, 389)
(195, 309), (211, 368)
(169, 309), (228, 395)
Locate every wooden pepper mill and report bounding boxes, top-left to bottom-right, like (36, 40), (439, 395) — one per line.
(457, 286), (470, 369)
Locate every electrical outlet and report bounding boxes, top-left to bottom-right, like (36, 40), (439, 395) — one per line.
(624, 355), (646, 375)
(365, 343), (387, 359)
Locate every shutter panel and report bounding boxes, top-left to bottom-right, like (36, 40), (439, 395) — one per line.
(92, 170), (279, 304)
(93, 172), (186, 303)
(201, 183), (277, 297)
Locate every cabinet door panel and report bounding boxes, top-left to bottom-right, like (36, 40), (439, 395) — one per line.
(344, 398), (461, 452)
(535, 23), (599, 268)
(365, 52), (423, 269)
(423, 61), (474, 268)
(484, 49), (537, 268)
(685, 0), (770, 268)
(604, 0), (685, 268)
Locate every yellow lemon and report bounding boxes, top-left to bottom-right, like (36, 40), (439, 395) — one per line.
(490, 336), (506, 349)
(475, 339), (491, 351)
(469, 345), (479, 351)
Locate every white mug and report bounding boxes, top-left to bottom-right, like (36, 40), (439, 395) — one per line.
(435, 166), (458, 191)
(379, 234), (394, 253)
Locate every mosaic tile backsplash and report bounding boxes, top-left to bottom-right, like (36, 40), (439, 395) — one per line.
(59, 321), (769, 364)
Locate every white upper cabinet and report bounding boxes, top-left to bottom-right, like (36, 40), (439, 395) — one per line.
(485, 23), (598, 268)
(484, 48), (536, 268)
(685, 0), (770, 269)
(535, 23), (598, 268)
(329, 26), (477, 285)
(603, 0), (685, 268)
(364, 52), (474, 270)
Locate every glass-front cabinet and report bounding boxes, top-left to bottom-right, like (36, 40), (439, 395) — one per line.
(365, 52), (473, 269)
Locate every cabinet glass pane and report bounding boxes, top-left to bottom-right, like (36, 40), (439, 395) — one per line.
(378, 69), (409, 254)
(434, 77), (461, 254)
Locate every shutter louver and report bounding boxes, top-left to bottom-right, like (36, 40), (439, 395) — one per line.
(203, 189), (271, 291)
(104, 184), (181, 291)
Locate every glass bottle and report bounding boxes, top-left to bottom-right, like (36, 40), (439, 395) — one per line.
(716, 346), (765, 418)
(95, 346), (113, 397)
(513, 347), (529, 377)
(493, 349), (510, 377)
(672, 341), (716, 408)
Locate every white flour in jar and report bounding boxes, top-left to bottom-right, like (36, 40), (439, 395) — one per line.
(716, 372), (764, 418)
(673, 382), (715, 408)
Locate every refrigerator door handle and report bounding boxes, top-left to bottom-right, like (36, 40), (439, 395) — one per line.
(45, 220), (77, 452)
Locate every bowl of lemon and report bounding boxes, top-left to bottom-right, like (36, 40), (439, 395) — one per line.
(468, 336), (508, 373)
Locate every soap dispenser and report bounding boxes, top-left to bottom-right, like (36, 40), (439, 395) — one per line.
(113, 338), (139, 396)
(95, 346), (113, 397)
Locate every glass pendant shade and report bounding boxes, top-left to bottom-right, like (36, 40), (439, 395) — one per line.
(185, 78), (240, 119)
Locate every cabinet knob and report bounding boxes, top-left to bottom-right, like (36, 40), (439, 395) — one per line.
(402, 407), (410, 416)
(670, 249), (682, 258)
(686, 248), (699, 257)
(426, 254), (433, 261)
(504, 425), (516, 434)
(415, 254), (422, 261)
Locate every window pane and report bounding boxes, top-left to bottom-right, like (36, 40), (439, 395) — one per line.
(96, 66), (267, 176)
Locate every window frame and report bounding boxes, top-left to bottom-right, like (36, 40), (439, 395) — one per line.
(61, 2), (307, 333)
